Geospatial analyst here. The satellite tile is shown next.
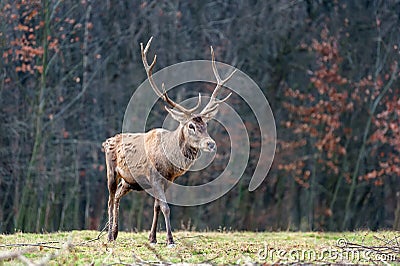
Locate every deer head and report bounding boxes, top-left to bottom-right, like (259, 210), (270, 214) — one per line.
(141, 37), (236, 153)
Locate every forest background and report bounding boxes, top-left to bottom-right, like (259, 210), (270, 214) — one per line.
(1, 0), (399, 234)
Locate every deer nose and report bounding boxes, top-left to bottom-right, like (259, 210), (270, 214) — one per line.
(207, 141), (216, 151)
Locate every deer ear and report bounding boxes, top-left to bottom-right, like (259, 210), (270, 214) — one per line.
(165, 106), (188, 124)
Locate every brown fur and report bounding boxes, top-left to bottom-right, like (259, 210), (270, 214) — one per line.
(103, 119), (213, 244)
(103, 37), (234, 245)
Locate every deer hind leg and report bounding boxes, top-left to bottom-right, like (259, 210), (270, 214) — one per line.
(107, 169), (117, 242)
(149, 198), (160, 244)
(111, 180), (131, 241)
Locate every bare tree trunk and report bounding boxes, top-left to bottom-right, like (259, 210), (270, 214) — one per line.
(393, 192), (400, 230)
(343, 64), (398, 230)
(16, 0), (50, 232)
(82, 1), (92, 229)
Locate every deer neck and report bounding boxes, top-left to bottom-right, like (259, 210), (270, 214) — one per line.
(177, 127), (199, 161)
(161, 126), (199, 171)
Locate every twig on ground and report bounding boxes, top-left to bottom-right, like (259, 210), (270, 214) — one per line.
(0, 222), (108, 265)
(76, 221), (109, 246)
(176, 234), (206, 241)
(0, 243), (61, 250)
(373, 235), (400, 252)
(341, 235), (400, 263)
(0, 247), (36, 262)
(131, 250), (163, 266)
(35, 235), (74, 265)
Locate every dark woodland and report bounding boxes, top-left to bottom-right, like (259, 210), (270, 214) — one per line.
(0, 0), (400, 233)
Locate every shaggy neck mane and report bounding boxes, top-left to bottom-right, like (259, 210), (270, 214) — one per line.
(177, 126), (199, 161)
(159, 125), (199, 172)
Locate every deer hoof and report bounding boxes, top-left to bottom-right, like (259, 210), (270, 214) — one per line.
(149, 242), (157, 246)
(167, 243), (176, 248)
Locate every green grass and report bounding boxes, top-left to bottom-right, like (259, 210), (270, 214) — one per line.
(0, 230), (398, 265)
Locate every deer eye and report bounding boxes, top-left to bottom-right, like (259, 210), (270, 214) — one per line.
(188, 123), (196, 132)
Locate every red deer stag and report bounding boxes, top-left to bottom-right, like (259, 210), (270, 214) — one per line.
(102, 37), (235, 245)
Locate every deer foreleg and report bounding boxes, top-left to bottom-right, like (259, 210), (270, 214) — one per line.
(149, 198), (160, 244)
(160, 200), (174, 245)
(151, 178), (174, 245)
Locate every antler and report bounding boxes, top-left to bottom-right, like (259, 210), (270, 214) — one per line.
(141, 37), (201, 115)
(200, 46), (236, 117)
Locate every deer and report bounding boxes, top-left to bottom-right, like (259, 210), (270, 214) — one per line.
(102, 37), (236, 246)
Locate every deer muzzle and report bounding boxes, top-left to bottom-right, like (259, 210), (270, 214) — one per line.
(201, 138), (216, 152)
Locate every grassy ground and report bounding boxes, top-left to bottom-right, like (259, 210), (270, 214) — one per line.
(0, 230), (399, 265)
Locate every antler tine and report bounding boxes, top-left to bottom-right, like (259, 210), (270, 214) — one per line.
(211, 47), (222, 84)
(161, 83), (202, 113)
(200, 46), (236, 116)
(183, 92), (202, 113)
(140, 37), (163, 98)
(141, 37), (202, 115)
